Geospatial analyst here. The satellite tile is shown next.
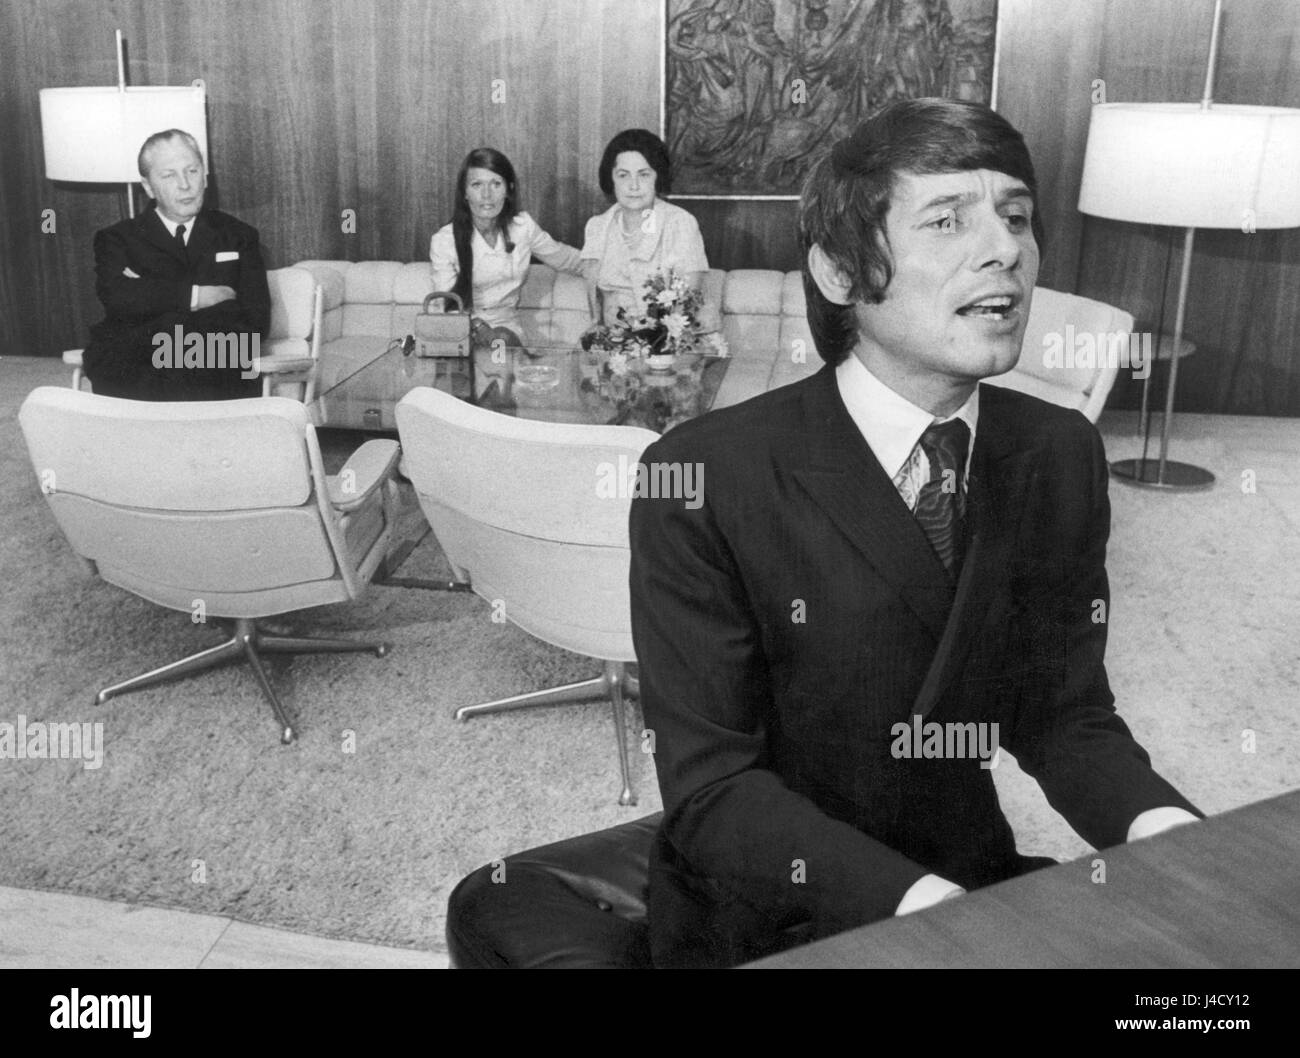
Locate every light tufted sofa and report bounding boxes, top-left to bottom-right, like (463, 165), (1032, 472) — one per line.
(293, 260), (1131, 428)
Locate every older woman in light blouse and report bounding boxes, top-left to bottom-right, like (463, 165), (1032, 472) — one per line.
(430, 147), (582, 341)
(581, 129), (709, 326)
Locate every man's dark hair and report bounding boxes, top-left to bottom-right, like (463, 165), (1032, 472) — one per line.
(799, 98), (1045, 365)
(137, 129), (204, 179)
(598, 128), (672, 197)
(449, 147), (519, 311)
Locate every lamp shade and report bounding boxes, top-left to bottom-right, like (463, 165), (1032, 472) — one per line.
(1078, 102), (1300, 229)
(39, 85), (207, 183)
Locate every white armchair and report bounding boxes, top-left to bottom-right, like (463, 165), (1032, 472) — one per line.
(18, 386), (400, 743)
(395, 386), (659, 805)
(257, 266), (324, 405)
(60, 266), (323, 408)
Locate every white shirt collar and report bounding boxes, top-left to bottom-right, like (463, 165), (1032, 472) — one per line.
(835, 353), (979, 482)
(154, 211), (193, 242)
(472, 216), (518, 255)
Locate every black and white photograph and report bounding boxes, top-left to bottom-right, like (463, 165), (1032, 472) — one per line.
(1, 0), (1297, 1019)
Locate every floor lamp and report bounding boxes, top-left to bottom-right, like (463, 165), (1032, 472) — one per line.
(1077, 1), (1300, 490)
(39, 30), (207, 219)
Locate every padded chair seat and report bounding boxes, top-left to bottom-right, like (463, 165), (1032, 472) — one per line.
(447, 813), (661, 969)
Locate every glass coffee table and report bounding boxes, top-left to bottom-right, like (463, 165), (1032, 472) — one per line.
(322, 334), (732, 590)
(319, 337), (731, 435)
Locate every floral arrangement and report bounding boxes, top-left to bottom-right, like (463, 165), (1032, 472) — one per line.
(581, 269), (729, 375)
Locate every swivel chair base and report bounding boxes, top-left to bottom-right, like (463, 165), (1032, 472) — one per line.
(94, 616), (391, 743)
(453, 660), (639, 806)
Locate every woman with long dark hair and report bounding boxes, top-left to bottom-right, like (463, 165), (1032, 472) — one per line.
(430, 147), (581, 339)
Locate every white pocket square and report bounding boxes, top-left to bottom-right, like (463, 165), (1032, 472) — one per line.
(215, 251), (239, 262)
(122, 267), (140, 278)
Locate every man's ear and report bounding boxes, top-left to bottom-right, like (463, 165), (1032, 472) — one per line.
(807, 244), (854, 305)
(140, 179), (157, 202)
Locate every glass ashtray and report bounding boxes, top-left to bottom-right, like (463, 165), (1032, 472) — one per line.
(514, 364), (560, 393)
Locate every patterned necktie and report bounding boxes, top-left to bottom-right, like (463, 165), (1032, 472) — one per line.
(913, 418), (970, 575)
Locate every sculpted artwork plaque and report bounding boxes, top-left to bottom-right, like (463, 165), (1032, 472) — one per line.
(665, 0), (999, 196)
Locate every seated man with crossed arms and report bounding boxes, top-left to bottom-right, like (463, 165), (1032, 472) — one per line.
(83, 129), (270, 401)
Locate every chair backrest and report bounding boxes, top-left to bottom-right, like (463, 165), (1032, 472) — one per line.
(265, 266), (320, 353)
(264, 267), (325, 405)
(394, 387), (659, 661)
(18, 387), (366, 618)
(985, 286), (1132, 422)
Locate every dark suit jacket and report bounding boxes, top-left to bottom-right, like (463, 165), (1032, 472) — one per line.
(628, 365), (1201, 968)
(83, 206), (271, 400)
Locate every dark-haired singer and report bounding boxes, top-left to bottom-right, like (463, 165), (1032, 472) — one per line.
(629, 98), (1201, 969)
(83, 129), (270, 401)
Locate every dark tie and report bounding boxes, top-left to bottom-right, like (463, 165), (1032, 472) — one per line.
(174, 224), (187, 257)
(913, 418), (970, 575)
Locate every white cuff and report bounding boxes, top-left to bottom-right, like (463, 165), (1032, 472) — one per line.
(895, 873), (964, 916)
(1127, 806), (1199, 842)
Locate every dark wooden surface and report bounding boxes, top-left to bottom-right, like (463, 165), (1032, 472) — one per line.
(749, 789), (1300, 968)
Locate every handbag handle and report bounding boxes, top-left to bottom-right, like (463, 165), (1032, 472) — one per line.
(423, 290), (465, 315)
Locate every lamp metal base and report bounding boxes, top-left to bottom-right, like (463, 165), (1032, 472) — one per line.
(1110, 458), (1215, 491)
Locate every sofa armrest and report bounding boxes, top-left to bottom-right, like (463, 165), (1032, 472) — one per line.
(327, 439), (401, 512)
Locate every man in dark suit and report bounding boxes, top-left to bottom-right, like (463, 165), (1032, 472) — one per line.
(628, 98), (1202, 969)
(83, 129), (270, 401)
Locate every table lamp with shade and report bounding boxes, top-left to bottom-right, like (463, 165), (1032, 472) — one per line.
(1076, 0), (1300, 490)
(39, 30), (207, 220)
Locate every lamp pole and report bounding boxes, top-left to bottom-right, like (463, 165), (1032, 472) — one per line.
(1113, 0), (1222, 490)
(115, 30), (136, 219)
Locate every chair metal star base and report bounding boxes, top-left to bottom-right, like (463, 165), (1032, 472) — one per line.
(94, 617), (392, 744)
(453, 660), (640, 806)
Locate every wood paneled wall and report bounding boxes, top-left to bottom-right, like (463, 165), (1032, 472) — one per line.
(0, 0), (662, 361)
(999, 0), (1300, 415)
(3, 0), (1298, 414)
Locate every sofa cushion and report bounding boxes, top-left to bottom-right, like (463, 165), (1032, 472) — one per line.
(394, 262), (436, 305)
(552, 272), (589, 312)
(345, 261), (404, 304)
(295, 261), (348, 311)
(342, 303), (396, 339)
(723, 314), (779, 363)
(518, 264), (558, 309)
(712, 358), (774, 409)
(723, 270), (785, 317)
(780, 271), (807, 316)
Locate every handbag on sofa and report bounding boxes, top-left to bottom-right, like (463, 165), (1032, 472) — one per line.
(412, 290), (474, 399)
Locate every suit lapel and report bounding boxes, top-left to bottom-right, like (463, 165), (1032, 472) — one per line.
(185, 214), (215, 273)
(788, 367), (955, 643)
(910, 385), (1034, 718)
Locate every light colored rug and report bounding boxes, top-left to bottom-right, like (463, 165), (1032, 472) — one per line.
(2, 355), (1297, 953)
